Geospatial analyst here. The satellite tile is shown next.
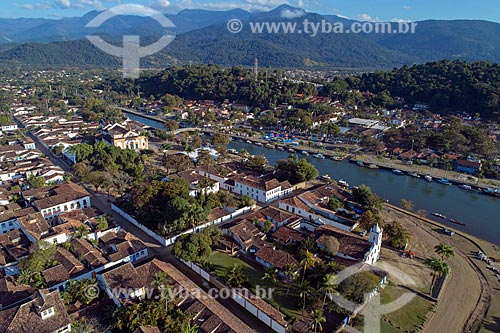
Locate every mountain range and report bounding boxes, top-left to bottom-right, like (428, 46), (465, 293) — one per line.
(1, 5), (500, 69)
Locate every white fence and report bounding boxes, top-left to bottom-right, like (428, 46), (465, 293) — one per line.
(111, 204), (254, 247)
(181, 260), (287, 333)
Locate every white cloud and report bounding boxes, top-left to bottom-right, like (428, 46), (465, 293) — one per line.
(280, 8), (305, 19)
(391, 18), (411, 23)
(158, 0), (171, 7)
(357, 13), (380, 22)
(403, 5), (411, 11)
(57, 0), (71, 8)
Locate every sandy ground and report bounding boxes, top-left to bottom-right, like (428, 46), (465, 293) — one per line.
(382, 205), (500, 333)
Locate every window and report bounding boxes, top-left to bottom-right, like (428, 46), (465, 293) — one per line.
(41, 307), (55, 320)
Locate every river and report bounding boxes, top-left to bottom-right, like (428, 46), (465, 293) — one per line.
(125, 111), (500, 244)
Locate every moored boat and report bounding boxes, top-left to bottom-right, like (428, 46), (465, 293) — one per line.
(357, 160), (365, 167)
(368, 164), (379, 169)
(459, 184), (473, 191)
(392, 169), (404, 175)
(288, 148), (295, 153)
(424, 175), (433, 182)
(432, 212), (447, 219)
(408, 171), (420, 178)
(313, 153), (325, 159)
(437, 178), (452, 185)
(301, 150), (309, 156)
(321, 174), (331, 181)
(338, 179), (350, 187)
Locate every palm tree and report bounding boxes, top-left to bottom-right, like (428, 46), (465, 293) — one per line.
(299, 280), (313, 315)
(434, 243), (455, 261)
(424, 257), (450, 293)
(226, 264), (246, 288)
(74, 225), (89, 239)
(322, 273), (338, 310)
(300, 250), (315, 285)
(283, 263), (297, 296)
(183, 322), (199, 333)
(262, 267), (278, 284)
(312, 309), (326, 333)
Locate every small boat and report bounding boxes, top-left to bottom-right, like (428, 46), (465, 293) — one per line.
(265, 144), (275, 149)
(449, 218), (466, 226)
(459, 184), (473, 191)
(408, 171), (420, 178)
(437, 178), (452, 185)
(368, 164), (379, 169)
(277, 146), (285, 151)
(301, 150), (309, 156)
(288, 148), (295, 153)
(392, 169), (404, 175)
(424, 175), (433, 182)
(246, 140), (252, 144)
(321, 174), (331, 181)
(255, 142), (263, 147)
(313, 153), (325, 159)
(227, 149), (238, 154)
(357, 160), (365, 167)
(432, 213), (447, 219)
(338, 179), (350, 187)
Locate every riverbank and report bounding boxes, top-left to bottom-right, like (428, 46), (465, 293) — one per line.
(382, 204), (499, 333)
(355, 154), (500, 189)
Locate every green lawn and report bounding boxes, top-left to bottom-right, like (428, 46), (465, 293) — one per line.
(380, 285), (433, 332)
(205, 252), (302, 319)
(353, 285), (432, 333)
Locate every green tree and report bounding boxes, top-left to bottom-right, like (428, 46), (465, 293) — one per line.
(28, 175), (46, 189)
(312, 309), (326, 333)
(424, 257), (450, 293)
(384, 221), (410, 249)
(300, 250), (315, 285)
(225, 264), (246, 288)
(434, 243), (455, 261)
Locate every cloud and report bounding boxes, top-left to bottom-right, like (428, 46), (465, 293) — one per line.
(280, 8), (305, 19)
(391, 18), (411, 23)
(57, 0), (71, 8)
(403, 5), (411, 11)
(158, 0), (171, 7)
(357, 13), (380, 22)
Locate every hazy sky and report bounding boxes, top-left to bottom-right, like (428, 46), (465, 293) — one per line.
(4, 0), (500, 23)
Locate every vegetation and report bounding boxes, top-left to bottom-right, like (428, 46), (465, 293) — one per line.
(275, 155), (319, 184)
(338, 271), (380, 303)
(17, 241), (57, 287)
(384, 221), (411, 249)
(172, 227), (221, 262)
(62, 279), (99, 305)
(354, 60), (500, 122)
(112, 299), (189, 333)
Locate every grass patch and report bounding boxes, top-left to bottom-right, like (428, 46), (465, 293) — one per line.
(380, 285), (433, 331)
(353, 285), (432, 332)
(205, 252), (302, 319)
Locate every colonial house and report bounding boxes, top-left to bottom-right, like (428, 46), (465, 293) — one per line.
(254, 246), (299, 272)
(314, 224), (383, 265)
(224, 219), (266, 252)
(0, 289), (72, 333)
(456, 158), (482, 175)
(233, 175), (292, 203)
(278, 185), (358, 232)
(101, 123), (148, 151)
(23, 183), (91, 220)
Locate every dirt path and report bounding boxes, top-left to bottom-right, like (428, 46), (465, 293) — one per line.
(382, 206), (487, 333)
